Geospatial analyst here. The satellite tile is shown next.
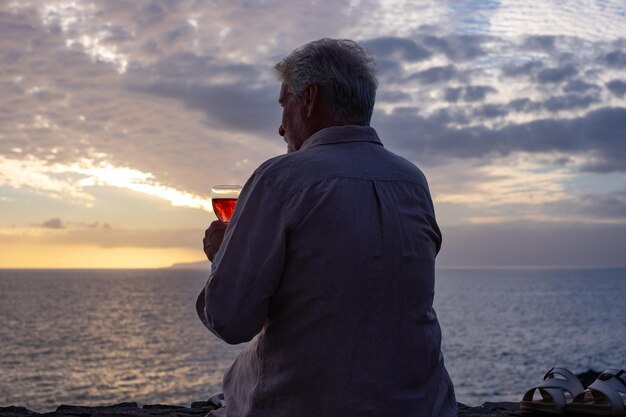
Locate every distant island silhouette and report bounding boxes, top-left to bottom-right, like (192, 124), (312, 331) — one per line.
(168, 260), (211, 270)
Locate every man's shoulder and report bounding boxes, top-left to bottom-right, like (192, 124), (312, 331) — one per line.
(252, 153), (294, 183)
(243, 153), (297, 196)
(252, 142), (429, 192)
(381, 148), (429, 184)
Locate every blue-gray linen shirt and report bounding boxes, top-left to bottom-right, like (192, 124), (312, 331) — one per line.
(199, 125), (456, 417)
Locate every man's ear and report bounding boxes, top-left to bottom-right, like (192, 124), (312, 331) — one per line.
(303, 83), (319, 118)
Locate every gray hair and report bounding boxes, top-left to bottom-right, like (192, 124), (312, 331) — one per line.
(274, 38), (378, 125)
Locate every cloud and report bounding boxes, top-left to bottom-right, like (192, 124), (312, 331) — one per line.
(376, 89), (411, 103)
(578, 189), (626, 218)
(443, 87), (462, 103)
(508, 98), (542, 113)
(375, 107), (626, 172)
(430, 152), (574, 211)
(563, 80), (601, 94)
(430, 160), (626, 226)
(463, 85), (497, 102)
(503, 94), (598, 114)
(489, 1), (626, 42)
(0, 155), (95, 203)
(408, 65), (458, 84)
(41, 218), (64, 229)
(146, 52), (262, 83)
(0, 3), (284, 197)
(419, 33), (487, 62)
(0, 155), (214, 210)
(2, 5), (620, 184)
(438, 222), (626, 267)
(602, 49), (626, 68)
(128, 79), (280, 138)
(606, 80), (626, 98)
(444, 85), (497, 103)
(362, 36), (432, 62)
(473, 104), (509, 119)
(543, 94), (599, 112)
(536, 64), (578, 84)
(522, 35), (557, 51)
(2, 0), (626, 265)
(543, 188), (626, 220)
(429, 108), (471, 126)
(502, 61), (543, 78)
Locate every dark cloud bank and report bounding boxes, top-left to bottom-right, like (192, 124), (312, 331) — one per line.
(356, 33), (626, 170)
(121, 29), (626, 250)
(127, 52), (281, 138)
(129, 32), (626, 175)
(374, 106), (626, 173)
(438, 222), (626, 268)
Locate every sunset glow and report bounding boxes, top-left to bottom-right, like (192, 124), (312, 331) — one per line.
(0, 242), (201, 269)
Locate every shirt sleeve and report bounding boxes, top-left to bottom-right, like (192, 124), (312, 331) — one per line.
(200, 169), (286, 344)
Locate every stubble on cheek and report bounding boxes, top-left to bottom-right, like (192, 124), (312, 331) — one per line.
(284, 137), (294, 153)
(290, 110), (308, 153)
(283, 115), (304, 154)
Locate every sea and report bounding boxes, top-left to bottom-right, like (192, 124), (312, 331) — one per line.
(1, 268), (624, 412)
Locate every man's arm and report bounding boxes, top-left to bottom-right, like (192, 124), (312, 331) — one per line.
(197, 172), (286, 344)
(196, 220), (226, 327)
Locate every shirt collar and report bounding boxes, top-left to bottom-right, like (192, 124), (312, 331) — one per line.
(299, 125), (382, 151)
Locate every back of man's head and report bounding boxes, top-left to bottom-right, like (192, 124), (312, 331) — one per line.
(274, 38), (378, 126)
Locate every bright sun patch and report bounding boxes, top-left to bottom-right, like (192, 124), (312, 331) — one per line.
(0, 154), (212, 211)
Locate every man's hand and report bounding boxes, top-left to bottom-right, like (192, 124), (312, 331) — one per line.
(203, 220), (227, 262)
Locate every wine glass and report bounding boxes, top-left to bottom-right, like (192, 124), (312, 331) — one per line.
(211, 185), (242, 223)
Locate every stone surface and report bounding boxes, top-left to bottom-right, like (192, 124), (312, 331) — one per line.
(2, 401), (607, 417)
(0, 407), (37, 417)
(459, 402), (522, 416)
(0, 371), (605, 417)
(458, 401), (600, 417)
(0, 404), (217, 417)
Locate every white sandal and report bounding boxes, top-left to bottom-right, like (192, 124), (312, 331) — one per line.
(566, 369), (626, 416)
(520, 367), (585, 414)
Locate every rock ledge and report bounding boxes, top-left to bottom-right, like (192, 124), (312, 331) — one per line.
(2, 398), (603, 417)
(0, 401), (563, 417)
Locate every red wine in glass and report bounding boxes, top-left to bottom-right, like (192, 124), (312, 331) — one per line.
(212, 198), (237, 222)
(211, 185), (242, 223)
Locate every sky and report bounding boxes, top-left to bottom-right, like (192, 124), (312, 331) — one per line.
(0, 0), (625, 268)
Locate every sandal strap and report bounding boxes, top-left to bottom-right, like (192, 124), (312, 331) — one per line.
(522, 367), (585, 409)
(574, 369), (626, 412)
(548, 367), (586, 396)
(598, 369), (626, 388)
(546, 367), (586, 393)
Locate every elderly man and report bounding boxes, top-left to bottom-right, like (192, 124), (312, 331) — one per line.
(197, 38), (456, 417)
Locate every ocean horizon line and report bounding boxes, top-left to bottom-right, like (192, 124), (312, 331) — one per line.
(1, 265), (625, 271)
